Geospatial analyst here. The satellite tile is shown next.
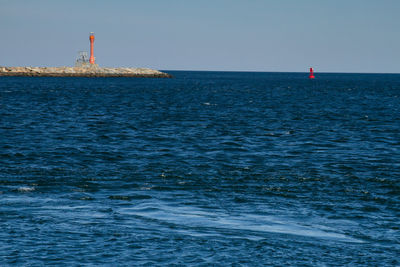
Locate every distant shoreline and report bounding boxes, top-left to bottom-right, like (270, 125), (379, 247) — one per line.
(0, 66), (172, 78)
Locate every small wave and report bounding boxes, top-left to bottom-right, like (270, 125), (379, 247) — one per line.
(109, 195), (152, 201)
(119, 202), (363, 243)
(17, 186), (35, 193)
(109, 195), (132, 201)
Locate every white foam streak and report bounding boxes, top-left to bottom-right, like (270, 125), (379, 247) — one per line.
(120, 202), (363, 243)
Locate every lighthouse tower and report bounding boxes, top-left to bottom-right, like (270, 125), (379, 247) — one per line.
(89, 32), (95, 65)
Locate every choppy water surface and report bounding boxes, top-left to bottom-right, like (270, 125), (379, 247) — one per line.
(1, 72), (399, 265)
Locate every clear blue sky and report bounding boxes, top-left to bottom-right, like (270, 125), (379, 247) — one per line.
(0, 0), (399, 73)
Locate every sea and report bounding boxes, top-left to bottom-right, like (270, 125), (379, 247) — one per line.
(0, 71), (399, 266)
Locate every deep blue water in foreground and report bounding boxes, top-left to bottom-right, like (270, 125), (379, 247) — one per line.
(0, 71), (399, 265)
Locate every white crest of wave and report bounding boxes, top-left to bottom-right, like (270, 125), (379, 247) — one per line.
(17, 186), (35, 192)
(120, 201), (363, 243)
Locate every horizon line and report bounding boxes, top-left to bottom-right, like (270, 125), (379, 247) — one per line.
(161, 69), (400, 75)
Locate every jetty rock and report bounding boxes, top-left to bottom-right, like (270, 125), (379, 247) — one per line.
(0, 66), (172, 78)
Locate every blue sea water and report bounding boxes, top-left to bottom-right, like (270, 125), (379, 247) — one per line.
(0, 71), (399, 266)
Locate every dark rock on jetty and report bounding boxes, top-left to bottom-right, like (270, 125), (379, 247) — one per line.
(0, 66), (172, 78)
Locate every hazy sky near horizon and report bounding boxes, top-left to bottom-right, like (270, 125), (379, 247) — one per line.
(0, 0), (399, 72)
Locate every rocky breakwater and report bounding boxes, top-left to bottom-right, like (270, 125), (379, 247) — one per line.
(0, 66), (172, 78)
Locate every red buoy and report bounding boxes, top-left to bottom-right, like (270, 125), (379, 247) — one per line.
(309, 67), (315, 79)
